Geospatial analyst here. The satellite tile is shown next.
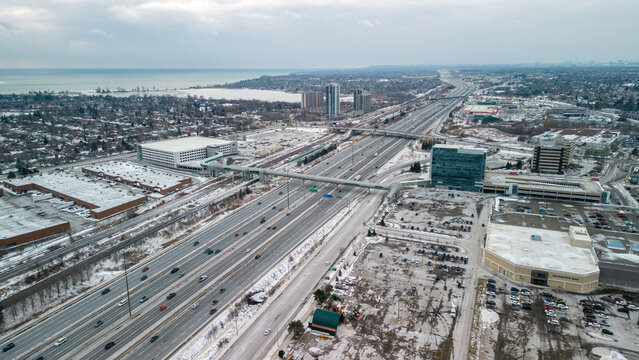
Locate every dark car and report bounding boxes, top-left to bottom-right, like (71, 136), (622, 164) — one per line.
(94, 320), (104, 328)
(150, 336), (159, 343)
(522, 303), (532, 310)
(618, 307), (630, 313)
(140, 275), (148, 281)
(104, 342), (115, 350)
(101, 288), (111, 295)
(193, 241), (200, 246)
(559, 317), (570, 322)
(215, 249), (221, 254)
(210, 308), (218, 315)
(171, 267), (179, 274)
(205, 248), (214, 255)
(602, 329), (614, 335)
(212, 300), (219, 305)
(583, 309), (593, 314)
(2, 343), (15, 352)
(549, 328), (561, 335)
(220, 288), (226, 293)
(487, 279), (496, 284)
(279, 192), (283, 195)
(167, 292), (176, 300)
(255, 255), (261, 260)
(486, 301), (496, 306)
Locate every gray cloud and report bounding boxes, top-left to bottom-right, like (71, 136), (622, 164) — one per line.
(0, 0), (637, 68)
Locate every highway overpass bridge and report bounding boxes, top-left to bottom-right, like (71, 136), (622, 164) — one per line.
(208, 162), (405, 201)
(334, 126), (447, 142)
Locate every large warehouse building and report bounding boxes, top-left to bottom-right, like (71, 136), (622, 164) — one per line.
(484, 223), (599, 292)
(137, 136), (238, 169)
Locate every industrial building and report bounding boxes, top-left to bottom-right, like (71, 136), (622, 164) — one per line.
(482, 172), (606, 202)
(325, 84), (340, 118)
(430, 144), (486, 192)
(301, 91), (324, 109)
(533, 128), (619, 156)
(82, 161), (192, 195)
(484, 223), (599, 292)
(531, 140), (574, 174)
(308, 308), (343, 336)
(137, 136), (238, 169)
(0, 199), (70, 247)
(353, 89), (372, 113)
(4, 173), (147, 219)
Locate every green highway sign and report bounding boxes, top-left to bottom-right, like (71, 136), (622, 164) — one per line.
(309, 188), (318, 193)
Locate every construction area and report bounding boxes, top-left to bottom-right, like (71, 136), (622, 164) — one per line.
(285, 237), (470, 359)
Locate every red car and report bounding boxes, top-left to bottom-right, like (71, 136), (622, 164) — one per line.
(234, 233), (239, 237)
(160, 305), (167, 311)
(142, 266), (149, 273)
(272, 226), (277, 230)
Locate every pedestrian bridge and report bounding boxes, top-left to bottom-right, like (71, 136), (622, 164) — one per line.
(207, 162), (405, 201)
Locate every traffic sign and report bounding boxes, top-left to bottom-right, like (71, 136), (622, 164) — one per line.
(309, 188), (318, 193)
(323, 194), (333, 198)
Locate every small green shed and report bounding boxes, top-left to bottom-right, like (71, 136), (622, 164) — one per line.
(308, 308), (343, 336)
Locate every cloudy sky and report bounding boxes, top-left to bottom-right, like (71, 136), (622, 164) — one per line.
(0, 0), (637, 68)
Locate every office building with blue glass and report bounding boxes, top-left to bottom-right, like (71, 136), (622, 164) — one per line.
(431, 144), (486, 192)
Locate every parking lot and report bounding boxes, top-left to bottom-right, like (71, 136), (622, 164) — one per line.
(286, 237), (470, 359)
(471, 277), (639, 359)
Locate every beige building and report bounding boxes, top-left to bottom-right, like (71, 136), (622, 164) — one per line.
(484, 223), (599, 292)
(531, 140), (575, 174)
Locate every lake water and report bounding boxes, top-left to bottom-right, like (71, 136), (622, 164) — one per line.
(0, 68), (298, 101)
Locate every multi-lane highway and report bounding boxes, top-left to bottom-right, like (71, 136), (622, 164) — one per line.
(1, 79), (472, 360)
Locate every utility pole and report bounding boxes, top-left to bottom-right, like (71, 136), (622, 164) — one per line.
(123, 251), (132, 317)
(287, 168), (290, 209)
(351, 143), (354, 166)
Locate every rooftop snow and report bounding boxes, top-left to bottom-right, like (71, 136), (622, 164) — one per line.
(0, 199), (68, 239)
(6, 172), (146, 213)
(484, 172), (603, 194)
(140, 136), (232, 153)
(486, 223), (599, 276)
(84, 161), (189, 189)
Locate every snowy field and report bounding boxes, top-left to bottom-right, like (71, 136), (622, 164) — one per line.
(238, 126), (328, 159)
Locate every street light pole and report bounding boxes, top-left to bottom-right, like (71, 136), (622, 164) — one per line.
(123, 251), (132, 317)
(286, 168), (290, 209)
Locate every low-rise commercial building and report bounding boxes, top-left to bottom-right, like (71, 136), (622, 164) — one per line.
(482, 172), (606, 203)
(137, 136), (238, 169)
(431, 144), (486, 192)
(484, 224), (599, 292)
(82, 161), (192, 195)
(0, 199), (70, 247)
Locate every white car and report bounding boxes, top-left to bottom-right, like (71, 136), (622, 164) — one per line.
(325, 261), (331, 266)
(264, 328), (271, 336)
(54, 337), (67, 347)
(547, 319), (559, 325)
(245, 248), (251, 253)
(556, 303), (568, 310)
(486, 291), (496, 297)
(628, 304), (639, 311)
(510, 300), (520, 306)
(588, 322), (601, 328)
(521, 289), (531, 296)
(598, 314), (609, 319)
(118, 299), (128, 307)
(600, 320), (610, 326)
(191, 303), (199, 309)
(199, 275), (207, 282)
(615, 300), (627, 306)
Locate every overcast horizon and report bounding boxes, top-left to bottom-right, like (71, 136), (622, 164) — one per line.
(1, 0), (638, 69)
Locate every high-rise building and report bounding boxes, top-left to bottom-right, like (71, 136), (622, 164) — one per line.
(531, 141), (574, 174)
(431, 144), (487, 192)
(353, 89), (372, 113)
(325, 84), (340, 117)
(301, 92), (324, 109)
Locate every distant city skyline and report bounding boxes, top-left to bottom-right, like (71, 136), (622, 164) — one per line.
(0, 0), (638, 68)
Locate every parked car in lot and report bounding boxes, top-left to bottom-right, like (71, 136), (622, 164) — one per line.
(520, 289), (531, 296)
(600, 320), (610, 326)
(618, 307), (630, 313)
(486, 291), (496, 297)
(559, 317), (570, 322)
(486, 301), (496, 306)
(628, 304), (639, 311)
(602, 329), (614, 335)
(549, 328), (561, 335)
(547, 319), (559, 325)
(588, 321), (601, 328)
(522, 303), (532, 310)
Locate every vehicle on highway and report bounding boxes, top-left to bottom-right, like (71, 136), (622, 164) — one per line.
(118, 299), (128, 307)
(191, 303), (199, 309)
(243, 231), (248, 235)
(272, 226), (277, 230)
(160, 305), (167, 311)
(167, 292), (176, 300)
(279, 191), (283, 195)
(210, 308), (218, 315)
(140, 296), (148, 303)
(193, 241), (199, 246)
(220, 288), (226, 293)
(171, 267), (179, 274)
(94, 320), (104, 328)
(104, 342), (114, 350)
(150, 336), (159, 343)
(212, 300), (218, 305)
(205, 248), (214, 255)
(142, 266), (149, 272)
(3, 343), (15, 352)
(260, 218), (266, 224)
(199, 275), (207, 282)
(255, 254), (261, 260)
(54, 337), (67, 347)
(101, 288), (110, 295)
(264, 328), (271, 336)
(141, 275), (148, 281)
(325, 261), (330, 266)
(215, 248), (221, 254)
(234, 233), (239, 237)
(245, 248), (251, 253)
